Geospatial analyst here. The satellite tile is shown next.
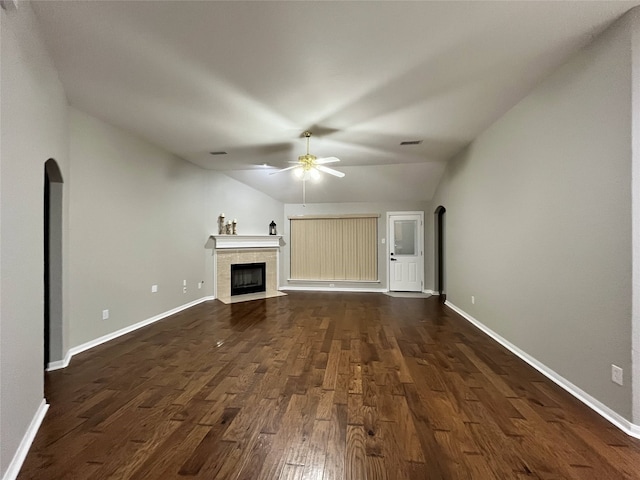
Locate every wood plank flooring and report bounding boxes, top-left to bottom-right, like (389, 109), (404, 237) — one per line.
(19, 292), (640, 479)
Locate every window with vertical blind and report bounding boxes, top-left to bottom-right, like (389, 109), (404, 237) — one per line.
(289, 215), (378, 281)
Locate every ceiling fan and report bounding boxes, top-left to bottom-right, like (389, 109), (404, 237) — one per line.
(270, 131), (345, 180)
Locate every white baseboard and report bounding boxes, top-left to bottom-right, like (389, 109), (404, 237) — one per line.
(46, 351), (72, 371)
(445, 301), (640, 439)
(423, 289), (436, 295)
(47, 296), (215, 371)
(281, 285), (387, 293)
(3, 399), (49, 480)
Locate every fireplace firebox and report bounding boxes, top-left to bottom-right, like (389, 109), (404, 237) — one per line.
(230, 262), (266, 296)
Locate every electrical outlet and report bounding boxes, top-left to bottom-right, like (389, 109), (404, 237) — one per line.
(329, 283), (335, 287)
(612, 364), (623, 386)
(151, 284), (158, 293)
(102, 309), (109, 320)
(471, 296), (475, 305)
(183, 286), (187, 294)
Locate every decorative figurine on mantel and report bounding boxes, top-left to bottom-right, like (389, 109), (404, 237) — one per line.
(269, 221), (277, 235)
(218, 213), (238, 235)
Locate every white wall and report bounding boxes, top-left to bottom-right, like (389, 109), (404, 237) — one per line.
(0, 3), (70, 477)
(206, 172), (284, 238)
(283, 201), (429, 291)
(430, 14), (634, 420)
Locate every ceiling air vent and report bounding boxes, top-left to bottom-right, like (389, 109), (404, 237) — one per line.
(400, 140), (423, 146)
(209, 151), (228, 156)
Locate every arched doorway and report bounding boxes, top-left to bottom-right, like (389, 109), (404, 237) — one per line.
(434, 206), (446, 302)
(44, 159), (63, 369)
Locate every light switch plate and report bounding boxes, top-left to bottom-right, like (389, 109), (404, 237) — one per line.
(612, 364), (623, 386)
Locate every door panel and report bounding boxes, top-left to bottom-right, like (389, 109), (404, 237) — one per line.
(393, 263), (403, 281)
(408, 263), (417, 282)
(389, 213), (423, 292)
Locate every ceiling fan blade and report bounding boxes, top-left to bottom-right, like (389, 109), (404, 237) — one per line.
(316, 165), (345, 178)
(315, 156), (340, 164)
(269, 165), (299, 175)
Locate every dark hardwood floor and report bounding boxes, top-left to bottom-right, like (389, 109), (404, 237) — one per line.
(19, 292), (640, 479)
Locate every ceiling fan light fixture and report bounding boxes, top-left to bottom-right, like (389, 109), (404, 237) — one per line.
(293, 167), (321, 182)
(269, 131), (344, 205)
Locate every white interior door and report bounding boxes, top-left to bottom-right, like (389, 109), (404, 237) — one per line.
(388, 213), (423, 292)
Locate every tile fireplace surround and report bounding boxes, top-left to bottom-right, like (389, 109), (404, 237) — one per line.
(211, 235), (284, 304)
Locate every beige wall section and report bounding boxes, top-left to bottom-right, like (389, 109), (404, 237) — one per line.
(631, 8), (640, 426)
(429, 15), (634, 420)
(0, 3), (70, 477)
(68, 108), (211, 347)
(68, 109), (284, 348)
(283, 202), (429, 291)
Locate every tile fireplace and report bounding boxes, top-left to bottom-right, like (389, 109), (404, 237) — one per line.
(210, 235), (284, 303)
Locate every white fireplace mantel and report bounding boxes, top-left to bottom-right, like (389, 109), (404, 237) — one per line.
(210, 235), (282, 249)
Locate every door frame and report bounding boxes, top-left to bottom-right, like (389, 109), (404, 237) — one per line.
(44, 158), (64, 371)
(434, 205), (446, 300)
(386, 211), (424, 292)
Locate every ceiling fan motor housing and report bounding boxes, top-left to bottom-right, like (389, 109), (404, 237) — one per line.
(298, 154), (316, 170)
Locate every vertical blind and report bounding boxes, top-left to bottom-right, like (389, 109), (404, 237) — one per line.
(290, 215), (378, 281)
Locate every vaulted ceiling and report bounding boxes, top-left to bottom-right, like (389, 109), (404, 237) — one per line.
(32, 1), (640, 204)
